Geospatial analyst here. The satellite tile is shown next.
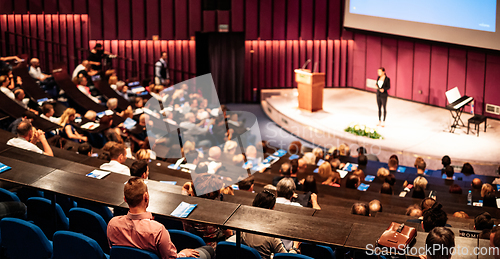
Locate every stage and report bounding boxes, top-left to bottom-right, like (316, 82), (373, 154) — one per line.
(261, 88), (500, 173)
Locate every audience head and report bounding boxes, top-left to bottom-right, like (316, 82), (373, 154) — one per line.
(139, 114), (149, 127)
(352, 169), (365, 182)
(388, 157), (398, 170)
(263, 184), (277, 196)
(109, 143), (127, 163)
(30, 58), (40, 67)
(312, 147), (323, 159)
(124, 177), (148, 209)
(302, 175), (318, 194)
(302, 152), (316, 165)
(318, 162), (332, 179)
(223, 140), (237, 154)
(389, 154), (399, 164)
(346, 175), (360, 189)
(16, 121), (33, 139)
(106, 98), (118, 110)
(280, 162), (292, 177)
(425, 227), (455, 259)
(414, 156), (424, 168)
(135, 149), (151, 161)
(358, 154), (368, 167)
(185, 150), (200, 164)
(441, 155), (451, 167)
(41, 103), (55, 117)
(369, 199), (382, 215)
(452, 211), (469, 219)
(245, 145), (257, 159)
(416, 160), (426, 173)
(406, 204), (423, 218)
(14, 89), (25, 101)
(338, 143), (350, 156)
(449, 184), (462, 194)
(276, 177), (296, 200)
(380, 183), (393, 195)
(130, 160), (149, 179)
(422, 202), (448, 232)
(377, 167), (390, 179)
(0, 75), (10, 87)
(444, 165), (454, 178)
(421, 197), (437, 212)
(77, 143), (92, 156)
(297, 158), (307, 172)
(481, 183), (495, 198)
(192, 173), (224, 200)
(385, 174), (396, 186)
(475, 212), (494, 230)
(413, 176), (428, 191)
(208, 146), (221, 161)
(357, 146), (367, 156)
(351, 203), (369, 216)
(461, 163), (474, 175)
(59, 108), (77, 126)
(238, 175), (255, 192)
(472, 178), (483, 190)
(84, 110), (97, 121)
(252, 191), (276, 210)
(220, 186), (234, 196)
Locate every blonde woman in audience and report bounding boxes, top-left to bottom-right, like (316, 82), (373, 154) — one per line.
(136, 149), (151, 161)
(312, 147), (324, 164)
(59, 108), (87, 143)
(338, 143), (350, 156)
(318, 162), (340, 185)
(453, 211), (469, 219)
(183, 140), (196, 154)
(220, 186), (234, 196)
(377, 167), (390, 180)
(412, 176), (428, 199)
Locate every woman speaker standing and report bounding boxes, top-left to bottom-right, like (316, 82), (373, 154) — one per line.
(376, 67), (390, 127)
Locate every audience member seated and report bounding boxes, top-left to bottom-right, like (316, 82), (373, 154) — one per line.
(220, 186), (234, 196)
(377, 167), (390, 182)
(99, 143), (130, 175)
(0, 75), (15, 99)
(352, 169), (365, 183)
(405, 205), (422, 218)
(388, 157), (398, 174)
(114, 81), (129, 101)
(412, 176), (428, 199)
(312, 147), (324, 164)
(351, 203), (369, 216)
(443, 165), (454, 180)
(276, 178), (302, 207)
(77, 143), (93, 156)
(385, 173), (396, 186)
(40, 103), (61, 124)
(449, 184), (462, 194)
(130, 160), (150, 179)
(356, 146), (379, 161)
(272, 163), (299, 187)
(472, 178), (483, 190)
(461, 162), (475, 175)
(183, 174), (232, 248)
(441, 155), (451, 175)
(241, 191), (299, 259)
(7, 121), (53, 156)
(59, 108), (88, 143)
(136, 149), (152, 161)
(422, 203), (448, 232)
(357, 154), (368, 171)
(28, 58), (52, 83)
(317, 162), (338, 186)
(288, 141), (303, 157)
(415, 157), (426, 175)
(8, 110), (36, 135)
(302, 175), (318, 194)
(452, 211), (469, 219)
(72, 60), (88, 80)
(346, 175), (360, 189)
(475, 212), (494, 239)
(419, 227), (454, 259)
(238, 175), (254, 192)
(481, 183), (497, 207)
(421, 198), (437, 213)
(107, 177), (213, 258)
(84, 110), (97, 121)
(75, 76), (100, 103)
(369, 199), (382, 216)
(380, 183), (393, 195)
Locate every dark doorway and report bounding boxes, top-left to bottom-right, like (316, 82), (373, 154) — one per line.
(196, 32), (245, 104)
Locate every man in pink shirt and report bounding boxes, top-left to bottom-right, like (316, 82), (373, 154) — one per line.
(107, 177), (214, 259)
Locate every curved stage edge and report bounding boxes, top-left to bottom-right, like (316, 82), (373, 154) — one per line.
(261, 88), (500, 170)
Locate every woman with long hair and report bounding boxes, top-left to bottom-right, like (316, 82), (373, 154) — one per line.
(59, 108), (87, 143)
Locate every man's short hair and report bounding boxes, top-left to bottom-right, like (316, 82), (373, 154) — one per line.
(472, 178), (483, 190)
(351, 203), (369, 216)
(77, 143), (92, 156)
(130, 160), (148, 178)
(425, 227), (455, 259)
(238, 175), (254, 191)
(416, 159), (426, 171)
(41, 103), (54, 115)
(413, 176), (428, 191)
(358, 154), (368, 166)
(380, 183), (393, 195)
(109, 143), (127, 160)
(94, 43), (103, 49)
(388, 157), (398, 169)
(441, 155), (451, 167)
(276, 177), (296, 199)
(280, 163), (291, 176)
(461, 163), (474, 175)
(252, 191), (276, 209)
(124, 177), (147, 208)
(406, 204), (422, 217)
(444, 165), (454, 178)
(288, 141), (302, 155)
(192, 173), (224, 199)
(185, 150), (199, 164)
(475, 212), (494, 230)
(421, 197), (437, 212)
(369, 199), (382, 214)
(422, 203), (448, 232)
(346, 175), (359, 189)
(16, 121), (33, 137)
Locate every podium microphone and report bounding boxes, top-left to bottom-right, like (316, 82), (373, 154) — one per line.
(301, 59), (311, 70)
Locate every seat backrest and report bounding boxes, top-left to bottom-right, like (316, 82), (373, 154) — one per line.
(76, 201), (114, 222)
(0, 217), (53, 259)
(0, 188), (20, 202)
(110, 246), (160, 259)
(216, 241), (261, 259)
(26, 197), (69, 239)
(274, 254), (314, 259)
(68, 207), (109, 253)
(300, 243), (335, 259)
(168, 229), (206, 251)
(53, 230), (108, 259)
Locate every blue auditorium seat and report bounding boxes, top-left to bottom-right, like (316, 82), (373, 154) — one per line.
(300, 243), (336, 259)
(26, 197), (69, 239)
(110, 246), (160, 259)
(0, 217), (53, 259)
(68, 207), (109, 253)
(0, 188), (20, 202)
(53, 230), (109, 259)
(274, 254), (315, 259)
(77, 201), (114, 222)
(216, 241), (261, 259)
(168, 229), (206, 251)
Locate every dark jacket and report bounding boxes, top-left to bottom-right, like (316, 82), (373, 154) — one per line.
(376, 76), (390, 96)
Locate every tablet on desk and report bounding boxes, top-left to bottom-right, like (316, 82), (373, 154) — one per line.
(123, 118), (137, 130)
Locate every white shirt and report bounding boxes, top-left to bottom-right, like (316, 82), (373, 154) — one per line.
(40, 114), (61, 124)
(72, 64), (85, 80)
(7, 137), (43, 154)
(377, 79), (384, 88)
(100, 160), (130, 175)
(29, 66), (43, 80)
(1, 87), (15, 100)
(275, 197), (303, 207)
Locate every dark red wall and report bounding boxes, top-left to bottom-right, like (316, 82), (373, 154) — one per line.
(1, 0), (500, 118)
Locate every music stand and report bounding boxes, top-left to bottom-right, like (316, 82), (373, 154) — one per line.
(445, 87), (467, 133)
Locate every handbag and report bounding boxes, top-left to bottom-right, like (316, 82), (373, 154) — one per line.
(376, 222), (416, 250)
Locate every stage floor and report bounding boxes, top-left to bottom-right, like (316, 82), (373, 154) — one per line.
(261, 88), (500, 171)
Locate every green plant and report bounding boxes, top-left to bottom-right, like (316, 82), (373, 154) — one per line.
(344, 124), (383, 139)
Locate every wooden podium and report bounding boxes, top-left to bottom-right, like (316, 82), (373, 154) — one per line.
(295, 69), (325, 112)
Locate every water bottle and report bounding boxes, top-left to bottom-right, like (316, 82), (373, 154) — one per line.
(467, 190), (472, 205)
